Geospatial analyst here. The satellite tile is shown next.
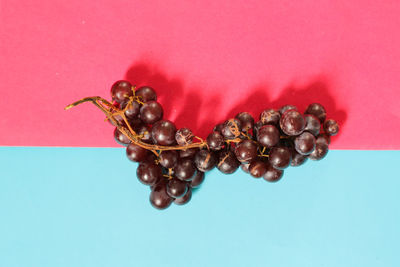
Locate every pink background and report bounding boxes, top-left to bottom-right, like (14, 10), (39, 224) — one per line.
(1, 0), (399, 149)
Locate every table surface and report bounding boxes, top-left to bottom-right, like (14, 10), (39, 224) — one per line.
(1, 147), (399, 267)
(1, 1), (400, 266)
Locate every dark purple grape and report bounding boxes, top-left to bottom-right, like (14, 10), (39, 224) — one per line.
(217, 151), (240, 174)
(304, 114), (321, 136)
(279, 105), (297, 115)
(190, 171), (205, 188)
(294, 132), (316, 155)
(234, 140), (258, 163)
(111, 80), (133, 104)
(323, 119), (339, 136)
(128, 116), (142, 130)
(207, 131), (225, 151)
(136, 86), (157, 103)
(235, 112), (254, 132)
(263, 164), (284, 182)
(174, 187), (192, 205)
(123, 101), (140, 119)
(179, 148), (199, 159)
(147, 153), (157, 164)
(140, 101), (163, 124)
(280, 110), (305, 136)
(150, 181), (173, 209)
(305, 103), (326, 123)
(221, 119), (242, 139)
(260, 109), (280, 125)
(309, 136), (329, 160)
(241, 163), (250, 173)
(175, 128), (194, 145)
(248, 160), (268, 178)
(151, 120), (177, 145)
(254, 121), (264, 137)
(174, 158), (196, 181)
(126, 143), (149, 162)
(159, 150), (179, 168)
(213, 123), (224, 133)
(194, 149), (218, 172)
(317, 133), (331, 145)
(114, 128), (131, 146)
(135, 124), (152, 144)
(269, 146), (291, 169)
(167, 178), (188, 198)
(290, 149), (308, 166)
(137, 161), (162, 186)
(257, 125), (280, 148)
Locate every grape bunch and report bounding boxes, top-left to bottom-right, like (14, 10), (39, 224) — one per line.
(66, 80), (340, 210)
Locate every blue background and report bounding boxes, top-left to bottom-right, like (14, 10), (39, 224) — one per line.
(1, 147), (399, 267)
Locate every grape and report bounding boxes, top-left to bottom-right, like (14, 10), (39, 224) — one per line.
(190, 171), (205, 188)
(140, 101), (163, 124)
(71, 79), (343, 210)
(260, 109), (280, 125)
(234, 139), (258, 163)
(114, 128), (131, 146)
(279, 110), (305, 136)
(305, 103), (326, 123)
(207, 131), (225, 151)
(263, 164), (283, 182)
(290, 149), (308, 167)
(221, 119), (242, 139)
(257, 125), (280, 148)
(127, 116), (142, 130)
(217, 151), (240, 174)
(174, 187), (192, 205)
(317, 133), (331, 144)
(150, 181), (173, 209)
(194, 149), (217, 172)
(309, 135), (329, 160)
(136, 86), (157, 102)
(151, 120), (177, 145)
(235, 112), (254, 132)
(147, 153), (157, 164)
(179, 148), (198, 159)
(323, 119), (339, 136)
(121, 101), (140, 119)
(269, 146), (291, 169)
(248, 160), (268, 178)
(159, 150), (179, 168)
(294, 132), (316, 155)
(279, 105), (297, 115)
(241, 163), (250, 173)
(174, 158), (196, 181)
(304, 114), (321, 136)
(254, 121), (264, 138)
(111, 80), (133, 104)
(126, 143), (149, 162)
(213, 123), (224, 133)
(167, 178), (188, 198)
(175, 128), (194, 145)
(137, 161), (162, 186)
(135, 124), (152, 144)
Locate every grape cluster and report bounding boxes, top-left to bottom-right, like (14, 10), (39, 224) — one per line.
(67, 80), (340, 210)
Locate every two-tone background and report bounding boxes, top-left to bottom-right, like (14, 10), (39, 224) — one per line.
(1, 1), (399, 266)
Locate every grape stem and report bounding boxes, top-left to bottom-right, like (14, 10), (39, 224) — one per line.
(65, 96), (293, 157)
(65, 96), (208, 155)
